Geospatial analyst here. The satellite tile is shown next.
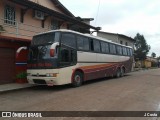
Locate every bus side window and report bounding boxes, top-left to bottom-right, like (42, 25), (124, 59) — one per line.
(101, 41), (106, 53)
(130, 49), (133, 56)
(77, 36), (83, 50)
(83, 38), (89, 51)
(77, 36), (89, 51)
(109, 44), (112, 54)
(109, 44), (116, 54)
(127, 48), (130, 56)
(105, 42), (109, 53)
(113, 44), (117, 54)
(117, 46), (122, 55)
(61, 33), (76, 48)
(122, 47), (127, 56)
(90, 39), (94, 51)
(101, 42), (109, 54)
(93, 40), (100, 52)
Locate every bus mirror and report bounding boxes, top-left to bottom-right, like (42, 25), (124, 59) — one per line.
(50, 49), (55, 57)
(16, 46), (27, 59)
(50, 42), (59, 57)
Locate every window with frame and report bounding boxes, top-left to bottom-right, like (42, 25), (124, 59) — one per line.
(60, 47), (70, 62)
(51, 19), (60, 30)
(59, 46), (77, 67)
(117, 46), (122, 55)
(77, 36), (89, 51)
(109, 44), (116, 54)
(130, 49), (133, 56)
(101, 42), (109, 53)
(127, 48), (130, 56)
(90, 40), (94, 51)
(105, 42), (109, 53)
(101, 42), (106, 53)
(61, 33), (76, 48)
(4, 5), (16, 25)
(93, 40), (101, 52)
(84, 38), (89, 50)
(122, 47), (127, 56)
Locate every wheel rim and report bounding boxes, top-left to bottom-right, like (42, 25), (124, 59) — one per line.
(121, 69), (124, 76)
(117, 69), (120, 77)
(74, 75), (81, 84)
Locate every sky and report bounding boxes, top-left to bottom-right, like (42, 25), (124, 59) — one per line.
(59, 0), (160, 57)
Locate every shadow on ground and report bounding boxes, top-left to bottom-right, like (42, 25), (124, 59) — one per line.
(28, 75), (131, 92)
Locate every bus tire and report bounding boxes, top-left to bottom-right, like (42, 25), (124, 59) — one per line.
(72, 71), (83, 87)
(115, 68), (121, 78)
(121, 67), (125, 77)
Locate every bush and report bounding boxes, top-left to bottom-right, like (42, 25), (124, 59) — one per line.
(151, 62), (158, 67)
(16, 72), (27, 79)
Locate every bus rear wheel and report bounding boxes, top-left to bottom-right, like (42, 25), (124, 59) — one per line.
(72, 71), (83, 87)
(121, 68), (125, 77)
(115, 68), (121, 78)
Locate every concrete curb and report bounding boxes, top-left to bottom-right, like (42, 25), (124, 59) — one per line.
(0, 83), (36, 94)
(132, 67), (159, 72)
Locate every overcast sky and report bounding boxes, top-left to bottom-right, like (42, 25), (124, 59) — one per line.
(59, 0), (160, 57)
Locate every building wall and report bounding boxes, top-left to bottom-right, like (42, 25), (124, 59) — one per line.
(0, 0), (67, 40)
(0, 0), (68, 84)
(0, 39), (30, 84)
(144, 61), (151, 68)
(97, 32), (118, 42)
(118, 36), (134, 48)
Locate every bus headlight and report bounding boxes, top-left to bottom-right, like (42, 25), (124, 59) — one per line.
(46, 73), (58, 77)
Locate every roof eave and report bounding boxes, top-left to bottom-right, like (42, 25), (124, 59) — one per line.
(51, 0), (75, 17)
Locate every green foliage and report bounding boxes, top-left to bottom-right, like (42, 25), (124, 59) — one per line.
(151, 62), (158, 67)
(157, 56), (160, 60)
(134, 33), (150, 60)
(16, 72), (27, 79)
(151, 52), (156, 58)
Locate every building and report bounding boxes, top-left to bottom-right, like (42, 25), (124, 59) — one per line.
(0, 0), (100, 85)
(74, 17), (94, 32)
(97, 31), (135, 48)
(75, 17), (94, 25)
(135, 56), (158, 68)
(158, 59), (160, 67)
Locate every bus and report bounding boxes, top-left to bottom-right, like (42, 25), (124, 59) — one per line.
(17, 29), (133, 87)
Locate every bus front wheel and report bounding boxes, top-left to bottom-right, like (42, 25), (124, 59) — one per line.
(72, 71), (83, 87)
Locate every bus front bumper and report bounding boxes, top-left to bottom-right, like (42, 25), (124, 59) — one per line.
(27, 76), (58, 86)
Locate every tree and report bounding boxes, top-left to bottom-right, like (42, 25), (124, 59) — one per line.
(134, 33), (150, 60)
(151, 52), (156, 58)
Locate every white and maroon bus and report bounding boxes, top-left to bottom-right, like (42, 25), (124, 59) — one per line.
(19, 29), (133, 87)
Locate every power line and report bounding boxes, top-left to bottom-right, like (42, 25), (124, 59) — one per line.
(94, 0), (101, 26)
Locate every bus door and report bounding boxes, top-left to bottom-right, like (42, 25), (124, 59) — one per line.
(59, 44), (77, 67)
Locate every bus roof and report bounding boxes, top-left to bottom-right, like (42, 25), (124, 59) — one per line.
(35, 29), (133, 49)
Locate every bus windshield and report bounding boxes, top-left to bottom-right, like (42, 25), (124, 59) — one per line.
(31, 32), (59, 46)
(28, 32), (60, 61)
(28, 45), (51, 60)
